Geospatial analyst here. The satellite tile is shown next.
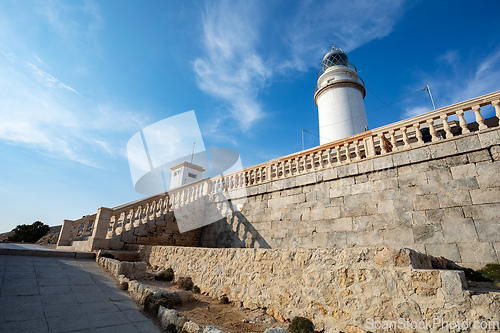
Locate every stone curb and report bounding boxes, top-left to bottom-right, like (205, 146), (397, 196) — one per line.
(0, 247), (95, 259)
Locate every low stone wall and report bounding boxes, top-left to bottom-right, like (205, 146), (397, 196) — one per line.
(201, 128), (500, 269)
(96, 256), (147, 280)
(138, 245), (500, 332)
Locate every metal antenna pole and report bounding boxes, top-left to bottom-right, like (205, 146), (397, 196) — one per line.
(302, 128), (304, 151)
(426, 82), (436, 110)
(190, 142), (195, 163)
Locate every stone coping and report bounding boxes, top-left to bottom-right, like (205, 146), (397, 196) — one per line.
(0, 242), (95, 259)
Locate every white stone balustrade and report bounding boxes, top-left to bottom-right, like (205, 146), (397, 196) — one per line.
(57, 214), (96, 246)
(59, 90), (500, 251)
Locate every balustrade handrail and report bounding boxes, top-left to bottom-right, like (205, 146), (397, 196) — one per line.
(110, 176), (210, 214)
(93, 90), (500, 216)
(373, 90), (500, 134)
(207, 90), (500, 186)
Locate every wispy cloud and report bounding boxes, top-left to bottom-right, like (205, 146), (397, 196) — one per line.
(26, 62), (79, 93)
(0, 50), (144, 167)
(282, 0), (406, 72)
(36, 0), (104, 52)
(0, 1), (146, 167)
(194, 0), (269, 131)
(194, 0), (407, 132)
(403, 47), (500, 119)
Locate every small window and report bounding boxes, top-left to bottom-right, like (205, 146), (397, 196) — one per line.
(188, 173), (197, 179)
(174, 170), (181, 176)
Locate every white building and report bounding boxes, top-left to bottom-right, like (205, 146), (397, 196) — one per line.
(169, 161), (205, 189)
(314, 47), (369, 145)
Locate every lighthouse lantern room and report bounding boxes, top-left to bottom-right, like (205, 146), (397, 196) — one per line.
(314, 47), (369, 145)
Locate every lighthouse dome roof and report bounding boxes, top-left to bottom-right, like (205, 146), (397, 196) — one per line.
(322, 47), (350, 71)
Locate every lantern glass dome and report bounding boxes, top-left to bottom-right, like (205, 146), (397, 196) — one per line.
(322, 47), (352, 71)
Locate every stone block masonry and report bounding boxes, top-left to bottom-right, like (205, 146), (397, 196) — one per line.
(139, 246), (500, 332)
(200, 128), (500, 269)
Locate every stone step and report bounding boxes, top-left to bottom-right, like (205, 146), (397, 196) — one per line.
(96, 249), (139, 261)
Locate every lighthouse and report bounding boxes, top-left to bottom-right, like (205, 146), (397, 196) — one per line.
(314, 47), (369, 145)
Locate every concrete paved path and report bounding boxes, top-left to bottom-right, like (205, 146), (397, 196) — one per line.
(0, 249), (162, 332)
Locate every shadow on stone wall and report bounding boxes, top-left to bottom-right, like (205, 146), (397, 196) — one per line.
(200, 203), (270, 249)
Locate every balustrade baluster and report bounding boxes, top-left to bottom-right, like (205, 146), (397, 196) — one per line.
(145, 203), (151, 222)
(493, 100), (500, 119)
(135, 207), (142, 226)
(335, 146), (342, 164)
(342, 143), (350, 162)
(388, 130), (398, 152)
(353, 140), (361, 160)
(120, 211), (128, 231)
(413, 123), (424, 145)
(456, 110), (470, 134)
(317, 151), (323, 168)
(400, 127), (410, 149)
(426, 119), (439, 142)
(472, 106), (487, 130)
(377, 134), (387, 154)
(440, 115), (452, 139)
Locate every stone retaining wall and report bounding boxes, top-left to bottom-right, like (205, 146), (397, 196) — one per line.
(138, 245), (500, 332)
(200, 128), (500, 269)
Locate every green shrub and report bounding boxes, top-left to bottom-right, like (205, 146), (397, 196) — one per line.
(176, 276), (194, 291)
(143, 293), (182, 315)
(165, 323), (177, 333)
(461, 267), (493, 282)
(192, 285), (200, 294)
(143, 292), (154, 311)
(155, 267), (174, 282)
(8, 221), (49, 243)
(289, 316), (315, 333)
(478, 264), (500, 282)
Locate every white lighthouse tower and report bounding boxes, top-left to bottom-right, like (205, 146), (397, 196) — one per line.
(314, 47), (368, 145)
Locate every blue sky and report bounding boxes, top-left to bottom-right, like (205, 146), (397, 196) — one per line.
(1, 0), (499, 232)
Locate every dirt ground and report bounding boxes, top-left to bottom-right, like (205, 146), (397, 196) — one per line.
(139, 270), (288, 333)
